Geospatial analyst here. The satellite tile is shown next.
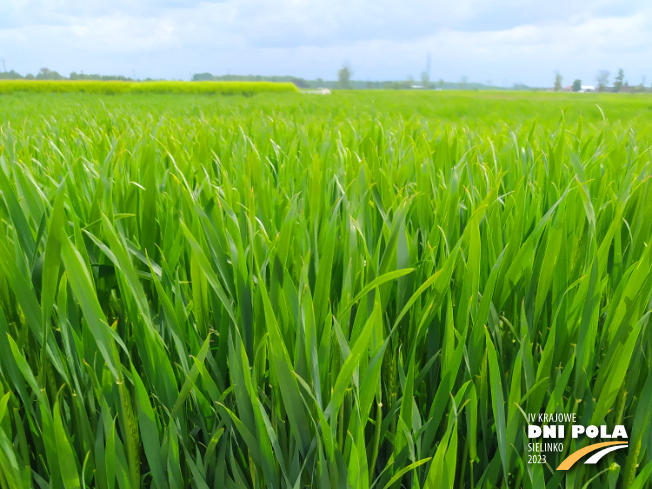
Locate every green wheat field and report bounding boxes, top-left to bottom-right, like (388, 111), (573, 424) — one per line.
(0, 88), (651, 488)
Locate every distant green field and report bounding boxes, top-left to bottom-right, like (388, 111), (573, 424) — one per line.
(0, 80), (298, 95)
(1, 89), (651, 128)
(0, 91), (651, 489)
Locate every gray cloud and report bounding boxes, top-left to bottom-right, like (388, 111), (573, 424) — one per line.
(1, 0), (650, 85)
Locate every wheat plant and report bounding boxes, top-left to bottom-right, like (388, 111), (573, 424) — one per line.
(0, 92), (650, 488)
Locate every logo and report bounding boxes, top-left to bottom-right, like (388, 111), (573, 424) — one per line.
(556, 442), (628, 470)
(526, 413), (628, 470)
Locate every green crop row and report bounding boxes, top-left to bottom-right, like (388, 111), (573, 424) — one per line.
(0, 93), (651, 489)
(0, 80), (298, 95)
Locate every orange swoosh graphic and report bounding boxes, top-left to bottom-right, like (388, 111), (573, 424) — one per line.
(557, 442), (628, 470)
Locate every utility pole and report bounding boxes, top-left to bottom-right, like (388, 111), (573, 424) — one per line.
(1, 58), (5, 73)
(426, 52), (431, 79)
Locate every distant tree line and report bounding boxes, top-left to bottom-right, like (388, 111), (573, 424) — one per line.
(0, 68), (139, 81)
(553, 69), (650, 93)
(70, 72), (133, 81)
(333, 63), (536, 90)
(193, 73), (314, 88)
(0, 66), (553, 91)
(193, 67), (540, 91)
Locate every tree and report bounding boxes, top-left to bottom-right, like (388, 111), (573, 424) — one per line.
(0, 70), (23, 80)
(192, 73), (214, 81)
(420, 71), (430, 89)
(572, 79), (582, 92)
(596, 70), (610, 92)
(337, 64), (352, 89)
(36, 68), (63, 80)
(613, 69), (625, 92)
(554, 71), (563, 91)
(459, 76), (468, 90)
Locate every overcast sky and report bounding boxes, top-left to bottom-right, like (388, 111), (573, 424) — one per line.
(1, 0), (651, 86)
